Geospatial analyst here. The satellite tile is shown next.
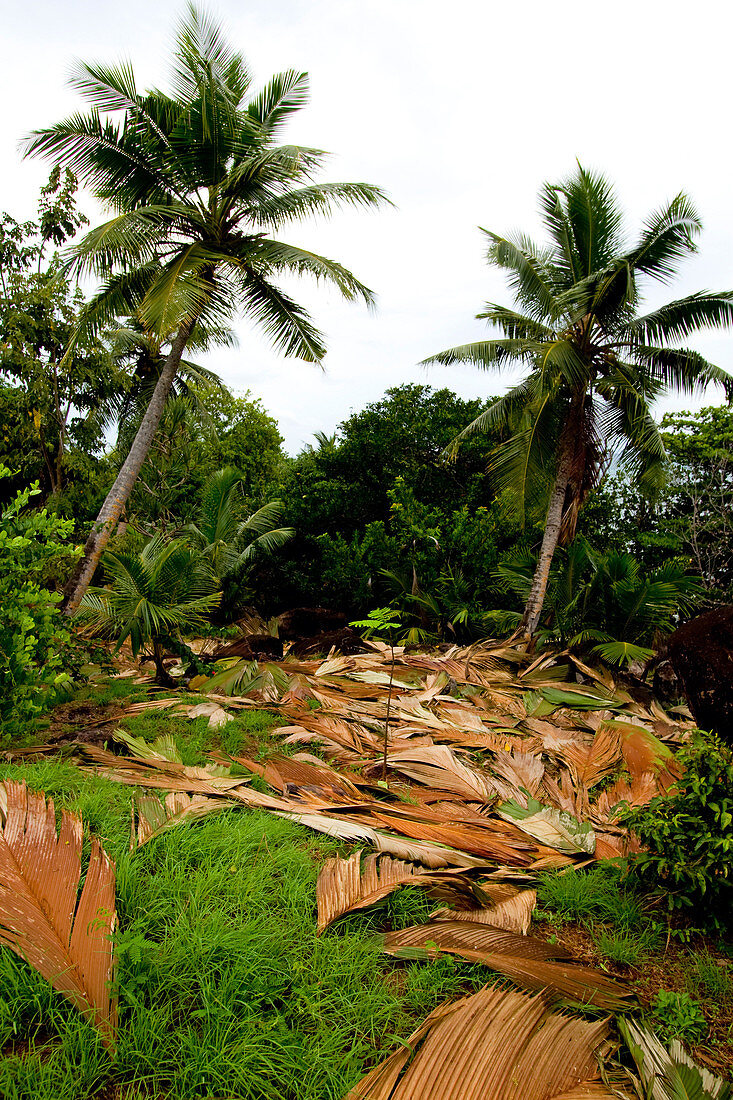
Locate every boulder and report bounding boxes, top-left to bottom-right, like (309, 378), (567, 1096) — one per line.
(665, 606), (733, 743)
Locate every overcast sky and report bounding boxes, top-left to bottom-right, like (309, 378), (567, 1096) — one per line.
(3, 0), (732, 452)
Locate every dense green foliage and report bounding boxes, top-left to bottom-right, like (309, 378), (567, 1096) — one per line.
(622, 732), (733, 930)
(251, 384), (522, 620)
(490, 538), (703, 659)
(0, 467), (76, 741)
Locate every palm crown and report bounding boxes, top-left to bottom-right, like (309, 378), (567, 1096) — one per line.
(424, 165), (733, 632)
(24, 6), (387, 354)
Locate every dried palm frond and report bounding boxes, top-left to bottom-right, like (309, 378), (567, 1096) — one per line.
(344, 983), (616, 1099)
(316, 851), (490, 932)
(0, 780), (117, 1050)
(382, 920), (631, 1009)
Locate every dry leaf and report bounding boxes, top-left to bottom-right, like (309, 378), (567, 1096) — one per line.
(316, 852), (490, 932)
(382, 920), (631, 1010)
(0, 780), (117, 1050)
(344, 983), (616, 1099)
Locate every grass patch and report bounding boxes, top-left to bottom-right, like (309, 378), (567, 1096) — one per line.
(537, 863), (663, 967)
(685, 951), (733, 1003)
(537, 863), (645, 931)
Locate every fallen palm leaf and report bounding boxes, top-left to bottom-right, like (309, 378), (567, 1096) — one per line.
(114, 728), (182, 763)
(316, 851), (491, 932)
(0, 780), (117, 1050)
(618, 1018), (730, 1100)
(498, 798), (596, 854)
(384, 745), (496, 801)
(432, 882), (537, 934)
(275, 811), (491, 868)
(186, 701), (234, 728)
(131, 791), (232, 849)
(344, 983), (616, 1099)
(381, 919), (631, 1010)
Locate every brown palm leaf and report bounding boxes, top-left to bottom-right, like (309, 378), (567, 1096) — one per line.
(432, 882), (537, 934)
(130, 792), (232, 849)
(382, 920), (631, 1010)
(0, 780), (117, 1050)
(343, 983), (617, 1099)
(316, 851), (490, 932)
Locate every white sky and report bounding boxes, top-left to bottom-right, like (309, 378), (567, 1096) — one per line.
(3, 0), (732, 453)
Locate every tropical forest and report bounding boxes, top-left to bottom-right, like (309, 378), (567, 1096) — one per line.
(2, 6), (733, 1099)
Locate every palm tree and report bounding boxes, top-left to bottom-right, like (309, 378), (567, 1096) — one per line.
(423, 165), (733, 634)
(24, 4), (389, 613)
(184, 466), (294, 592)
(491, 539), (702, 661)
(77, 536), (221, 684)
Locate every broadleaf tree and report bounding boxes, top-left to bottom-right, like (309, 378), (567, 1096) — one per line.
(24, 4), (389, 612)
(423, 165), (733, 634)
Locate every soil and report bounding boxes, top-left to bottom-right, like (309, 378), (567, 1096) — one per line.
(541, 918), (733, 1076)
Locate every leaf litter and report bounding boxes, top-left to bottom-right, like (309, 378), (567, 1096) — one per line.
(4, 637), (707, 1094)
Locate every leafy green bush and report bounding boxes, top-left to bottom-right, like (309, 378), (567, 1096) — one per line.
(648, 990), (707, 1044)
(0, 467), (76, 741)
(621, 732), (733, 930)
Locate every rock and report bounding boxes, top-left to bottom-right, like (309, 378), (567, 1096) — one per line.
(665, 606), (733, 743)
(277, 607), (347, 641)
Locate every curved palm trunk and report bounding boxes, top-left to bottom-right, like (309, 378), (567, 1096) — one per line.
(520, 394), (585, 636)
(62, 320), (194, 615)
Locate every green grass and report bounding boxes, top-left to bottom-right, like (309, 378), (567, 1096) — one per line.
(0, 689), (491, 1100)
(537, 864), (644, 931)
(685, 951), (733, 1003)
(537, 863), (662, 966)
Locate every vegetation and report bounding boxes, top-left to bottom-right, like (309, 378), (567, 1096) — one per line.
(621, 732), (733, 931)
(424, 165), (733, 633)
(2, 6), (733, 1096)
(24, 5), (389, 613)
(0, 467), (75, 742)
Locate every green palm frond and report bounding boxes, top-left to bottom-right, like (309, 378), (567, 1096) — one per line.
(25, 4), (388, 359)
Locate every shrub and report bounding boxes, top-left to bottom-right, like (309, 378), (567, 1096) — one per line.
(0, 467), (76, 741)
(648, 989), (707, 1044)
(621, 731), (733, 930)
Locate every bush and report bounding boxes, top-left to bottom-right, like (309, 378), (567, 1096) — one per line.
(621, 731), (733, 930)
(0, 467), (77, 741)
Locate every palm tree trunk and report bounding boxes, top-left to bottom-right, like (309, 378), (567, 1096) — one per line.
(520, 434), (575, 637)
(62, 319), (194, 615)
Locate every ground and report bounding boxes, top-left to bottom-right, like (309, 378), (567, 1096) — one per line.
(1, 676), (731, 1098)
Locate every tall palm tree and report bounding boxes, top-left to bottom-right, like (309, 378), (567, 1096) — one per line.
(423, 165), (733, 634)
(24, 4), (389, 613)
(104, 318), (230, 446)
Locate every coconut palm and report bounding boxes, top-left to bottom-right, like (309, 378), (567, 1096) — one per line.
(184, 465), (294, 591)
(423, 165), (733, 634)
(77, 536), (221, 683)
(24, 4), (389, 613)
(490, 540), (702, 661)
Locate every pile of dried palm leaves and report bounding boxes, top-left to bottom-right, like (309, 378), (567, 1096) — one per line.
(108, 637), (686, 871)
(3, 638), (718, 1097)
